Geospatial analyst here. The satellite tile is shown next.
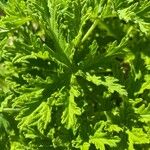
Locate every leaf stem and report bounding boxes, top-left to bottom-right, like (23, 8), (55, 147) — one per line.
(0, 108), (20, 113)
(81, 20), (99, 43)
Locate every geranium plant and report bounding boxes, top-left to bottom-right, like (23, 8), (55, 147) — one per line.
(0, 0), (150, 149)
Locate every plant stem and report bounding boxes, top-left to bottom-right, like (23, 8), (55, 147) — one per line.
(81, 20), (99, 43)
(0, 108), (20, 113)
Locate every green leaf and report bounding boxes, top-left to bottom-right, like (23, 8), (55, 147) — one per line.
(43, 43), (71, 68)
(89, 132), (120, 150)
(86, 73), (127, 96)
(0, 114), (10, 132)
(103, 76), (128, 96)
(61, 86), (81, 129)
(86, 73), (101, 86)
(135, 103), (150, 123)
(126, 128), (150, 149)
(88, 121), (120, 150)
(106, 124), (123, 133)
(141, 53), (150, 70)
(12, 89), (44, 108)
(10, 141), (26, 150)
(117, 3), (137, 23)
(136, 74), (150, 94)
(18, 101), (51, 135)
(81, 142), (90, 150)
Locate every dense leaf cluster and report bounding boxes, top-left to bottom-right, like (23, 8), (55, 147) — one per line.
(0, 0), (150, 149)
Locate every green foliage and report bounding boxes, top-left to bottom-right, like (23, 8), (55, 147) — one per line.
(0, 0), (150, 149)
